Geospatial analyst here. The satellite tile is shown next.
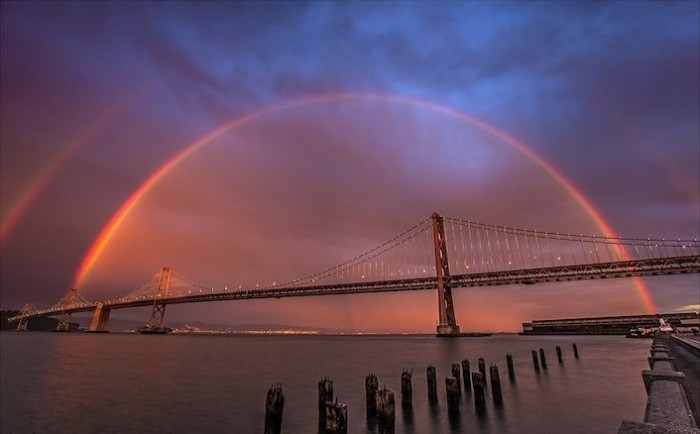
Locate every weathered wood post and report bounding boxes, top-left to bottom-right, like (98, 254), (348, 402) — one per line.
(532, 350), (540, 371)
(472, 372), (486, 408)
(556, 346), (563, 364)
(401, 370), (412, 407)
(572, 343), (579, 359)
(326, 398), (348, 434)
(426, 365), (438, 404)
(489, 365), (503, 404)
(376, 387), (395, 434)
(451, 363), (462, 394)
(506, 353), (515, 381)
(264, 384), (284, 434)
(539, 348), (547, 370)
(462, 359), (472, 393)
(478, 358), (487, 385)
(318, 377), (334, 430)
(366, 374), (378, 416)
(445, 377), (460, 415)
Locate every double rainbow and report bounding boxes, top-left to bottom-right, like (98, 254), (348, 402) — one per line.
(71, 93), (656, 312)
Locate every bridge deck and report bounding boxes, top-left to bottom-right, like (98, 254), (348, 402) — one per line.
(9, 255), (700, 323)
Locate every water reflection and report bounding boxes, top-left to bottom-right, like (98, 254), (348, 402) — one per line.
(401, 402), (414, 433)
(365, 413), (377, 434)
(447, 407), (461, 433)
(428, 398), (440, 427)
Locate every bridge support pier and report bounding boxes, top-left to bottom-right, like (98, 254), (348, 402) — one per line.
(55, 311), (71, 332)
(432, 213), (460, 337)
(15, 302), (36, 331)
(87, 302), (111, 333)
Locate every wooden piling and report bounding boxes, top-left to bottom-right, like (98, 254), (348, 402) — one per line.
(376, 387), (395, 434)
(451, 363), (462, 394)
(572, 343), (579, 359)
(318, 377), (334, 429)
(366, 374), (378, 416)
(401, 370), (412, 407)
(506, 353), (515, 381)
(478, 358), (487, 384)
(539, 348), (547, 370)
(532, 350), (540, 371)
(556, 346), (563, 364)
(427, 365), (438, 404)
(489, 365), (503, 404)
(472, 372), (486, 408)
(445, 377), (460, 414)
(326, 398), (348, 434)
(461, 359), (471, 392)
(264, 384), (284, 434)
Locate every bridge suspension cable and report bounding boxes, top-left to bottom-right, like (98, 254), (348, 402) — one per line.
(441, 216), (700, 276)
(274, 217), (435, 288)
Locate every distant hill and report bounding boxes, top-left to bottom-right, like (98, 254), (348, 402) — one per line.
(1, 310), (389, 335)
(1, 310), (80, 331)
(1, 312), (326, 334)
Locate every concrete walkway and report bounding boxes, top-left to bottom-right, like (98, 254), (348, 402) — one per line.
(619, 335), (700, 433)
(664, 334), (700, 415)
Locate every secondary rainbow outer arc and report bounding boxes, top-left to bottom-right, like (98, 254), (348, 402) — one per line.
(1, 85), (153, 246)
(1, 118), (112, 246)
(73, 92), (656, 313)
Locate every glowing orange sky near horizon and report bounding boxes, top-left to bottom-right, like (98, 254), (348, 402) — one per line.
(71, 93), (656, 314)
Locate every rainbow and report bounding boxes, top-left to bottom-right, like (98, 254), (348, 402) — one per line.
(1, 86), (152, 246)
(72, 92), (656, 312)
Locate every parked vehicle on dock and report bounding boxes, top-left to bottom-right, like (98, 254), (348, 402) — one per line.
(625, 326), (654, 338)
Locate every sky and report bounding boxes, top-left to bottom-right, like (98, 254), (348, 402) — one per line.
(1, 1), (698, 333)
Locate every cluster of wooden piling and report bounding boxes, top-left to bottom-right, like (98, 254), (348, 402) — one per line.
(531, 343), (579, 372)
(365, 372), (404, 433)
(442, 358), (503, 415)
(317, 377), (348, 434)
(263, 342), (580, 433)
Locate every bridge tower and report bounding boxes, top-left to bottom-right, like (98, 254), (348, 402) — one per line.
(15, 302), (37, 331)
(145, 266), (172, 332)
(432, 213), (460, 337)
(55, 288), (83, 332)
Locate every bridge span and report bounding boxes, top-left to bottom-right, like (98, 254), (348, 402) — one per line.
(9, 213), (700, 336)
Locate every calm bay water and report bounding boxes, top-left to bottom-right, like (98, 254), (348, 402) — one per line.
(1, 332), (650, 433)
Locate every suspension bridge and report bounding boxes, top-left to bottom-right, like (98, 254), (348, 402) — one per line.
(8, 213), (700, 336)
